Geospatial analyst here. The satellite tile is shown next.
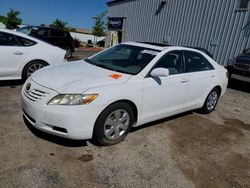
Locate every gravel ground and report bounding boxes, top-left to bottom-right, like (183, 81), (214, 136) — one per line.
(0, 71), (249, 187)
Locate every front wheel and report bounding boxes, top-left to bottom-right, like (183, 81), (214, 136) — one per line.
(93, 102), (135, 146)
(199, 88), (220, 114)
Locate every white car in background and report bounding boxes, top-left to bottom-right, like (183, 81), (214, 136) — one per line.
(0, 29), (66, 81)
(21, 42), (228, 145)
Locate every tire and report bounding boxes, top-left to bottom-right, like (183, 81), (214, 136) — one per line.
(93, 102), (135, 146)
(22, 60), (48, 80)
(199, 88), (220, 114)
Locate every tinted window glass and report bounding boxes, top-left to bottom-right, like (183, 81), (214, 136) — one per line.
(185, 51), (214, 72)
(87, 44), (159, 75)
(51, 29), (64, 37)
(0, 32), (21, 46)
(18, 36), (36, 46)
(155, 51), (184, 75)
(36, 29), (49, 37)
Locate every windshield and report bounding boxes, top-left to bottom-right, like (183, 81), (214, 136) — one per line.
(86, 44), (160, 75)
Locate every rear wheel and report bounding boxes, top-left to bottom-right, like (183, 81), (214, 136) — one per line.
(199, 88), (220, 114)
(22, 60), (48, 80)
(93, 102), (135, 146)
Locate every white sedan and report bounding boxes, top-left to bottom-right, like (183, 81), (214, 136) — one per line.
(21, 42), (228, 145)
(0, 29), (66, 81)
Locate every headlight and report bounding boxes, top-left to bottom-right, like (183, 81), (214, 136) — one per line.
(48, 94), (98, 105)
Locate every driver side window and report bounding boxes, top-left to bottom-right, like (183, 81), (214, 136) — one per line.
(154, 51), (184, 75)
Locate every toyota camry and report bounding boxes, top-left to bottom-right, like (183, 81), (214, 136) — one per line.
(21, 42), (228, 145)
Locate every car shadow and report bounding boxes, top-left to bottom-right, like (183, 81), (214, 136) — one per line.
(0, 80), (24, 87)
(228, 79), (250, 93)
(131, 111), (192, 132)
(23, 116), (88, 147)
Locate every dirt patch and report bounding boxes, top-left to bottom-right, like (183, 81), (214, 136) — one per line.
(78, 154), (94, 162)
(168, 114), (250, 188)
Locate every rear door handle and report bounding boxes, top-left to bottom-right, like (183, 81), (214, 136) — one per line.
(14, 51), (23, 55)
(180, 78), (189, 83)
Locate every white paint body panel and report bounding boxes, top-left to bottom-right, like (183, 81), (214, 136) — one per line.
(0, 29), (66, 80)
(21, 42), (228, 140)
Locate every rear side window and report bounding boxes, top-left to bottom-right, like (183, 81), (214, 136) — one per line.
(18, 36), (36, 46)
(0, 32), (22, 46)
(184, 51), (214, 72)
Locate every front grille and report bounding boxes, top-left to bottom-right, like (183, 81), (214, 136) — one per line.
(24, 89), (49, 102)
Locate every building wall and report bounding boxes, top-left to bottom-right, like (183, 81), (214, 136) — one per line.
(108, 0), (250, 65)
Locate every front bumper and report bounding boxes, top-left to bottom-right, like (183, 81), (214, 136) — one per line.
(21, 79), (104, 140)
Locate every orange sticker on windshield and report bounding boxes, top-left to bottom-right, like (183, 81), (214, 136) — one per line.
(110, 74), (122, 79)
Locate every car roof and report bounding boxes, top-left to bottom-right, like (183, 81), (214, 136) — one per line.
(0, 28), (63, 46)
(123, 41), (168, 51)
(123, 41), (210, 54)
(0, 28), (40, 41)
(19, 25), (67, 32)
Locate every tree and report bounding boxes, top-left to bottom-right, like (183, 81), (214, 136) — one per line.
(0, 15), (6, 23)
(50, 18), (67, 30)
(92, 12), (107, 38)
(3, 9), (22, 29)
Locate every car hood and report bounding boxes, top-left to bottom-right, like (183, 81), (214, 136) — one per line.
(31, 60), (132, 93)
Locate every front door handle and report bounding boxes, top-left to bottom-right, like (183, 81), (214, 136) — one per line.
(180, 78), (189, 83)
(14, 51), (23, 55)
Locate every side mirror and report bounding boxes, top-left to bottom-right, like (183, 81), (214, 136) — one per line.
(150, 68), (169, 77)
